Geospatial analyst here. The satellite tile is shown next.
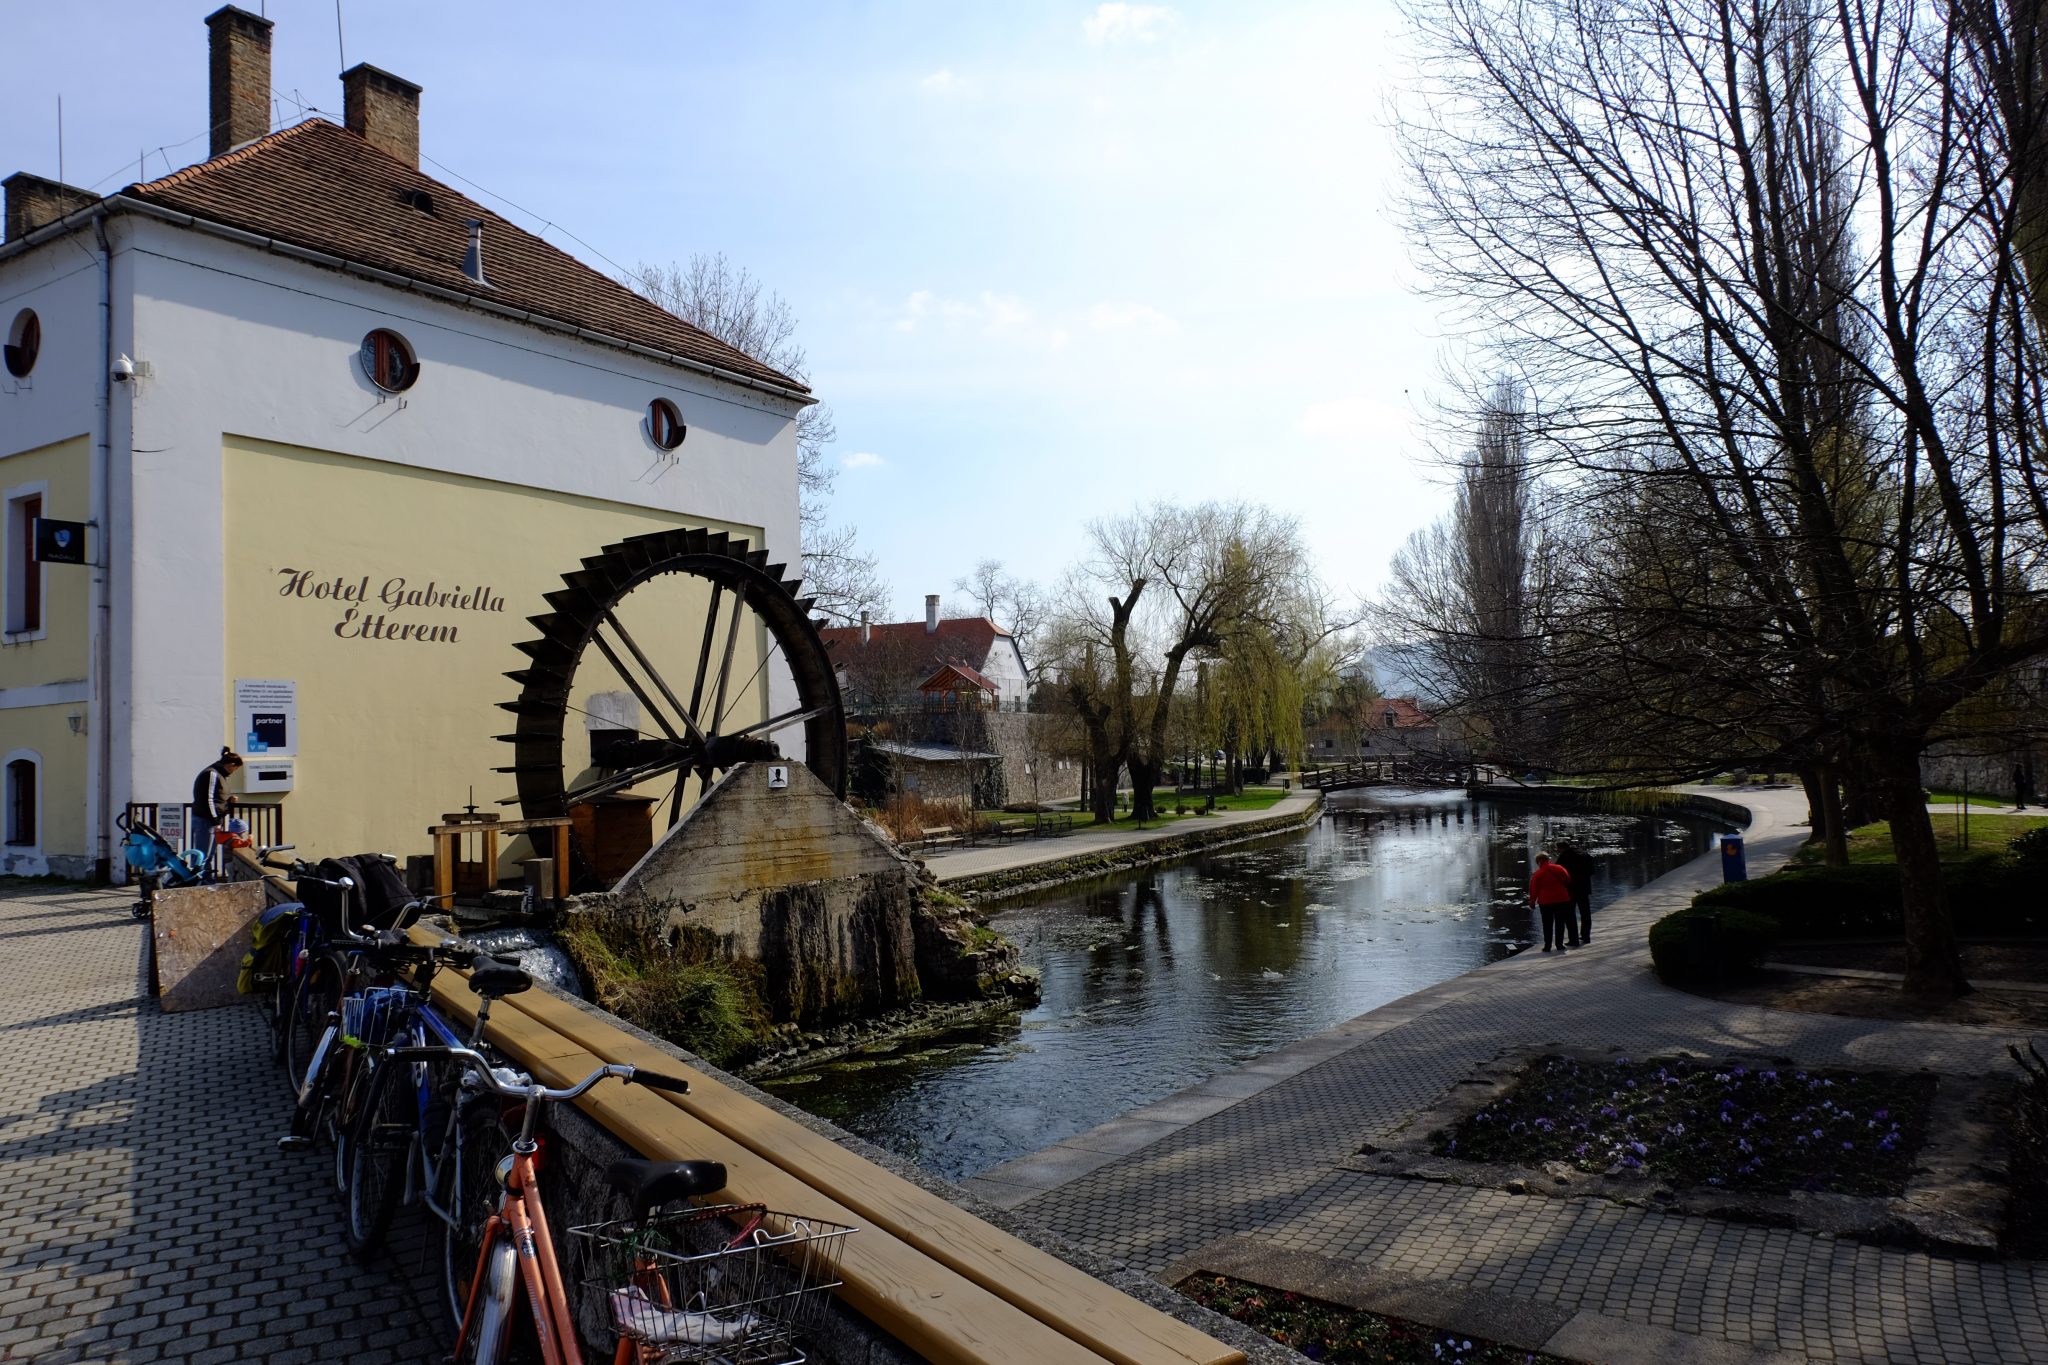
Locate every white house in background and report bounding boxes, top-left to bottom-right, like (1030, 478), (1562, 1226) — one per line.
(818, 595), (1031, 713)
(0, 6), (808, 878)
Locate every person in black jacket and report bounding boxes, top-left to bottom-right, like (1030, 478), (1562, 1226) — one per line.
(191, 747), (243, 877)
(1556, 839), (1596, 946)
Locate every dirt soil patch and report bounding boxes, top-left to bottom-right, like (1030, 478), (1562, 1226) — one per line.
(1358, 1048), (2011, 1255)
(1772, 939), (2048, 980)
(1707, 970), (2048, 1031)
(1178, 1274), (1573, 1364)
(1434, 1054), (1932, 1195)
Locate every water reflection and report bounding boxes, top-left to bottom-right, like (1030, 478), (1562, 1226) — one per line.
(762, 791), (1734, 1180)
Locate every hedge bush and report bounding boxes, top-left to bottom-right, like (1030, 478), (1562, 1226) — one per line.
(1648, 906), (1781, 983)
(1691, 853), (2041, 938)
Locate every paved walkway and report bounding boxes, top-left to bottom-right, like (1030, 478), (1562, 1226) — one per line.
(925, 791), (1322, 884)
(0, 882), (441, 1364)
(968, 787), (2048, 1364)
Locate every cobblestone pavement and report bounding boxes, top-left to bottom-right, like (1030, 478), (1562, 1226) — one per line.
(0, 881), (442, 1364)
(1007, 787), (2048, 1363)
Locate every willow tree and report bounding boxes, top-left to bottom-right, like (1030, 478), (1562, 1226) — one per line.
(1052, 502), (1316, 822)
(1402, 0), (2048, 995)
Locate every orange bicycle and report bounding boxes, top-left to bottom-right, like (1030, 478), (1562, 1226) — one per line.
(398, 1045), (850, 1365)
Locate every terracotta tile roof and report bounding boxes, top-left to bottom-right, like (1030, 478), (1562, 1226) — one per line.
(1324, 697), (1436, 729)
(819, 618), (1012, 675)
(122, 119), (806, 394)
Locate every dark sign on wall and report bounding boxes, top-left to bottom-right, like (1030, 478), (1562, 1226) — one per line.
(32, 518), (87, 565)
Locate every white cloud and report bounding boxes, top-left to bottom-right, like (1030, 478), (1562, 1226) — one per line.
(893, 290), (1071, 349)
(1086, 300), (1178, 335)
(921, 68), (967, 94)
(842, 450), (886, 470)
(1083, 3), (1177, 44)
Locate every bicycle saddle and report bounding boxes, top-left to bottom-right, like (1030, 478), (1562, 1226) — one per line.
(469, 961), (532, 1000)
(605, 1158), (727, 1216)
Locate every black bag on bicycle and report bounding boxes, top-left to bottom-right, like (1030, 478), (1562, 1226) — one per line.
(313, 853), (415, 933)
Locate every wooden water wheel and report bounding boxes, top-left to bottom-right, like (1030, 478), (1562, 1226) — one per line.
(495, 527), (844, 878)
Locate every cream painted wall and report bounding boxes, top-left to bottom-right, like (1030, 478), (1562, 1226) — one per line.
(1, 704), (89, 871)
(0, 436), (91, 691)
(223, 437), (773, 869)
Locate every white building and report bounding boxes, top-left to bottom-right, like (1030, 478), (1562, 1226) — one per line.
(1, 7), (809, 878)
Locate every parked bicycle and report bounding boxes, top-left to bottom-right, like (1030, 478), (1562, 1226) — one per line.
(372, 1044), (850, 1364)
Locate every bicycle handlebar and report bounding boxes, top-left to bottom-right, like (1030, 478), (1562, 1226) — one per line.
(380, 1045), (689, 1103)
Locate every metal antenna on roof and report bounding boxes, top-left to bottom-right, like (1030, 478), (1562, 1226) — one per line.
(56, 96), (63, 184)
(334, 0), (347, 71)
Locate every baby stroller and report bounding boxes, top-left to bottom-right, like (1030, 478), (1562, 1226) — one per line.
(117, 809), (205, 920)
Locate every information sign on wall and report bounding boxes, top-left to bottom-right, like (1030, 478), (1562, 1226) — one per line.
(234, 678), (299, 756)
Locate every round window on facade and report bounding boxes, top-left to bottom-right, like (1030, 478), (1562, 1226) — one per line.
(5, 310), (40, 378)
(648, 397), (687, 451)
(359, 328), (419, 393)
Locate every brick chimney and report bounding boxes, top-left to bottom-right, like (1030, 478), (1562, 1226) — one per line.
(3, 173), (97, 243)
(925, 595), (940, 634)
(342, 64), (422, 168)
(206, 6), (274, 157)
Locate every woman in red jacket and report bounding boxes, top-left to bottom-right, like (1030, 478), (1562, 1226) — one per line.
(1528, 852), (1576, 952)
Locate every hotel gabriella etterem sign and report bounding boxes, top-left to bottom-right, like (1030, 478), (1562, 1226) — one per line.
(277, 567), (506, 643)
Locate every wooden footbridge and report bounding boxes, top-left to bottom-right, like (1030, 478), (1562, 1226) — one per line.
(1298, 757), (1487, 792)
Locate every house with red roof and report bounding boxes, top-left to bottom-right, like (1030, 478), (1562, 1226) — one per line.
(0, 7), (809, 877)
(1303, 696), (1448, 762)
(818, 595), (1031, 714)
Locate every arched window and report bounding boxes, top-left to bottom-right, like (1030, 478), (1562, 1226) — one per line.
(4, 755), (37, 848)
(4, 310), (39, 378)
(359, 328), (419, 393)
(648, 397), (687, 451)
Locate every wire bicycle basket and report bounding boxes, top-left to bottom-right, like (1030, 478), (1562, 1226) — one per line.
(340, 985), (414, 1048)
(571, 1203), (853, 1365)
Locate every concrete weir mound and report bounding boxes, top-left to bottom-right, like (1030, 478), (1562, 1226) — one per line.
(600, 760), (1016, 1024)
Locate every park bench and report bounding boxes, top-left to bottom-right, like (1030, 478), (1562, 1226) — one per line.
(419, 937), (1244, 1365)
(912, 825), (961, 852)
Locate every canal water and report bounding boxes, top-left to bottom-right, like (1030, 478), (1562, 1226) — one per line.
(761, 790), (1738, 1181)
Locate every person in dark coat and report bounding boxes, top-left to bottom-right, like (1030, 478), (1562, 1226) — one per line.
(1528, 852), (1575, 951)
(191, 748), (243, 877)
(1556, 839), (1596, 946)
(2016, 764), (2034, 812)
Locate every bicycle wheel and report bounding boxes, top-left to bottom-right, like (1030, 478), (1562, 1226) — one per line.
(345, 1055), (414, 1260)
(285, 954), (344, 1096)
(443, 1104), (517, 1331)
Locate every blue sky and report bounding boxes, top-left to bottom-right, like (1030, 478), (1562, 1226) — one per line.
(4, 1), (1453, 621)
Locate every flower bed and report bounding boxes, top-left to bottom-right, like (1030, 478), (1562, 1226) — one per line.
(1433, 1055), (1935, 1196)
(1178, 1275), (1566, 1364)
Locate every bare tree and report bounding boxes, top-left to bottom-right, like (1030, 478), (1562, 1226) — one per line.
(1381, 378), (1558, 761)
(953, 558), (1049, 674)
(1401, 0), (2048, 995)
(632, 254), (889, 623)
(1051, 503), (1316, 822)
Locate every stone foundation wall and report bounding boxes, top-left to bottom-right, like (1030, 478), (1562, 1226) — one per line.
(609, 761), (991, 1024)
(982, 710), (1084, 805)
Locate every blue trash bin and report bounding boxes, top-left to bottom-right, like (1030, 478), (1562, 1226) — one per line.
(1719, 832), (1748, 882)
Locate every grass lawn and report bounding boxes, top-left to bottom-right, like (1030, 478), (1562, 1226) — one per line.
(1110, 786), (1290, 828)
(1925, 788), (2013, 809)
(1805, 814), (2048, 863)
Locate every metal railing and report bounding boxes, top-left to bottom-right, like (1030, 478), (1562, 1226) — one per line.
(123, 800), (285, 851)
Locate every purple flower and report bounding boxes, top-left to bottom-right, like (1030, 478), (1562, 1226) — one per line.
(1812, 1128), (1824, 1139)
(1629, 1141), (1648, 1156)
(1842, 1141), (1854, 1151)
(1874, 1109), (1888, 1120)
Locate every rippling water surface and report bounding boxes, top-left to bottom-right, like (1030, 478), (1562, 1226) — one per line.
(762, 791), (1737, 1180)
